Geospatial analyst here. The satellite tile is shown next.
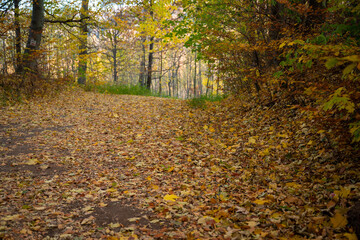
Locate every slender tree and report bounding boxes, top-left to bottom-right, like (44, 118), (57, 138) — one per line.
(146, 0), (154, 90)
(14, 0), (22, 73)
(77, 0), (89, 85)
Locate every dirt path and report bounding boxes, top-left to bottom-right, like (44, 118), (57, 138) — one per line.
(1, 90), (359, 239)
(0, 90), (194, 239)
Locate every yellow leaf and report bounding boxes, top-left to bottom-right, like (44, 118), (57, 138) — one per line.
(109, 222), (121, 228)
(248, 137), (256, 144)
(339, 186), (351, 198)
(106, 188), (117, 193)
(151, 185), (159, 190)
(286, 182), (302, 189)
(168, 166), (174, 172)
(147, 176), (152, 181)
(260, 148), (270, 156)
(203, 125), (208, 130)
(270, 212), (282, 220)
(344, 233), (357, 240)
(2, 214), (21, 221)
(211, 165), (221, 172)
(331, 212), (347, 228)
(279, 41), (287, 49)
(163, 194), (179, 202)
(269, 182), (277, 189)
(229, 128), (235, 132)
(209, 126), (215, 132)
(253, 199), (270, 205)
(128, 217), (141, 222)
(25, 159), (40, 165)
(340, 55), (360, 62)
(247, 221), (259, 227)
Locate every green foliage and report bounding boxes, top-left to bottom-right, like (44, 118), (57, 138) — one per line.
(188, 94), (225, 109)
(323, 87), (355, 114)
(350, 121), (360, 142)
(89, 83), (172, 98)
(91, 84), (154, 96)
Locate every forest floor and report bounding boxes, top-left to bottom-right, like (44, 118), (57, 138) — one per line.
(0, 88), (359, 239)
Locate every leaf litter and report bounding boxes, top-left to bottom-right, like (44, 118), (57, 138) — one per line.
(0, 89), (359, 239)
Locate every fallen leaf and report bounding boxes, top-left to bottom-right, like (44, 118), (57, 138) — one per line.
(109, 222), (121, 228)
(164, 194), (179, 202)
(128, 217), (141, 222)
(331, 212), (347, 228)
(253, 198), (270, 205)
(2, 214), (21, 221)
(25, 159), (40, 165)
(81, 216), (95, 225)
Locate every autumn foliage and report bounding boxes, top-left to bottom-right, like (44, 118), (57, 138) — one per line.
(176, 0), (360, 142)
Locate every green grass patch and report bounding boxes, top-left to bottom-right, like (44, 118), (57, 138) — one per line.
(87, 83), (174, 98)
(188, 94), (226, 109)
(90, 84), (153, 96)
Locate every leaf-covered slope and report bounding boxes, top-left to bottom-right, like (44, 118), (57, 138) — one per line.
(0, 90), (359, 239)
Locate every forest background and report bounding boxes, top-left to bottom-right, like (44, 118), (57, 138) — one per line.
(0, 0), (359, 142)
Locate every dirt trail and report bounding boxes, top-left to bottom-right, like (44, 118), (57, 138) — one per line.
(1, 90), (359, 239)
(0, 91), (193, 239)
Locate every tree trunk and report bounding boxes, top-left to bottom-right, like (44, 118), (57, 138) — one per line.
(146, 36), (154, 89)
(198, 59), (202, 96)
(77, 0), (89, 85)
(159, 48), (162, 95)
(14, 0), (22, 73)
(2, 39), (7, 75)
(146, 0), (154, 90)
(23, 0), (44, 73)
(139, 36), (146, 86)
(193, 52), (197, 97)
(113, 32), (118, 83)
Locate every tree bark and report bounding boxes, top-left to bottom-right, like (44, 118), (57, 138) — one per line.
(113, 33), (118, 83)
(159, 47), (162, 94)
(193, 52), (197, 97)
(146, 0), (154, 90)
(198, 59), (202, 96)
(139, 36), (146, 86)
(14, 0), (22, 73)
(146, 36), (154, 89)
(77, 0), (89, 85)
(23, 0), (44, 73)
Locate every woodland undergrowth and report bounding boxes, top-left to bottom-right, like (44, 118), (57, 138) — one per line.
(0, 88), (359, 239)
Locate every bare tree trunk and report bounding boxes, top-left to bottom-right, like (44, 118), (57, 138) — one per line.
(139, 36), (146, 86)
(146, 0), (154, 90)
(206, 65), (210, 97)
(146, 36), (154, 89)
(159, 48), (162, 94)
(23, 0), (44, 74)
(2, 39), (7, 75)
(14, 0), (22, 73)
(77, 0), (89, 85)
(193, 52), (197, 97)
(198, 59), (202, 96)
(113, 33), (118, 83)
